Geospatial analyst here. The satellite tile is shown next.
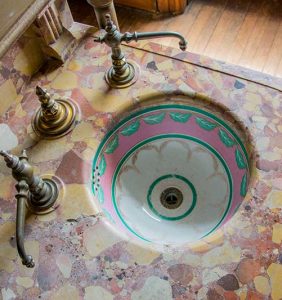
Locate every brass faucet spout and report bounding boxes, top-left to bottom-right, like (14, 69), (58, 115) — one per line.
(0, 150), (59, 268)
(94, 14), (188, 88)
(122, 31), (187, 51)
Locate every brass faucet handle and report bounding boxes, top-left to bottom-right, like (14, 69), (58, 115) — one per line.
(0, 150), (19, 168)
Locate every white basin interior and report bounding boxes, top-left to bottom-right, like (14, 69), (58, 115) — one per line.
(92, 102), (251, 245)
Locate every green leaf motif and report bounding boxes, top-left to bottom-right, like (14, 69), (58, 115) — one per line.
(121, 120), (140, 136)
(196, 117), (217, 131)
(98, 155), (106, 176)
(235, 148), (246, 169)
(240, 173), (248, 197)
(105, 134), (119, 154)
(169, 112), (192, 123)
(218, 129), (235, 147)
(102, 208), (115, 224)
(97, 186), (104, 204)
(143, 112), (166, 125)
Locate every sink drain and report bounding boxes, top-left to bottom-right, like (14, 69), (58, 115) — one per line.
(160, 187), (183, 209)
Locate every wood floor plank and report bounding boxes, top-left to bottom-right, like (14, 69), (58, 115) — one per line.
(238, 1), (273, 69)
(275, 49), (282, 77)
(214, 0), (251, 61)
(188, 0), (227, 54)
(246, 1), (282, 71)
(225, 0), (263, 65)
(263, 21), (282, 75)
(204, 0), (250, 60)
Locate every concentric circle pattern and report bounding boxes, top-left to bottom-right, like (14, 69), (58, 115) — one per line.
(92, 104), (250, 245)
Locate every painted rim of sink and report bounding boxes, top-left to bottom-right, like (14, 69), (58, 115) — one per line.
(92, 104), (250, 245)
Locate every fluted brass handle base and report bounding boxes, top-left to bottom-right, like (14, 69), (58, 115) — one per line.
(27, 178), (59, 214)
(32, 98), (77, 139)
(105, 61), (139, 89)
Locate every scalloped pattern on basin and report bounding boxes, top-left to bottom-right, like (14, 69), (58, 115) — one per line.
(92, 104), (250, 245)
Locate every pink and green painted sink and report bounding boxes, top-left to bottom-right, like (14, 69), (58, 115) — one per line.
(91, 97), (252, 245)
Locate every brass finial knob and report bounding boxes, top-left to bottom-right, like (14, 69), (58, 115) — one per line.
(32, 86), (78, 139)
(105, 14), (115, 32)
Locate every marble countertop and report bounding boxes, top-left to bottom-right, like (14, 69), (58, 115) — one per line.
(0, 36), (281, 300)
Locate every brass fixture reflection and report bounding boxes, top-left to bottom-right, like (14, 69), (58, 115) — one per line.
(32, 86), (77, 139)
(94, 14), (187, 88)
(87, 0), (119, 30)
(0, 150), (59, 268)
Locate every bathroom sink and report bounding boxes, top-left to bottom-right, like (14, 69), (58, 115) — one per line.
(91, 96), (252, 245)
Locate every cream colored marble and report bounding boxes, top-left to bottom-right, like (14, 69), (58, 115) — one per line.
(244, 92), (262, 109)
(84, 286), (113, 300)
(30, 137), (73, 163)
(196, 287), (208, 300)
(236, 287), (248, 300)
(202, 242), (241, 267)
(14, 39), (44, 76)
(16, 285), (24, 298)
(202, 267), (228, 285)
(14, 103), (26, 118)
(180, 253), (201, 267)
(0, 243), (17, 260)
(131, 276), (172, 300)
(0, 80), (17, 116)
(257, 225), (267, 233)
(0, 175), (13, 199)
(0, 124), (18, 151)
(71, 122), (94, 142)
(127, 243), (160, 265)
(68, 60), (82, 72)
(265, 190), (282, 209)
(272, 223), (282, 244)
(261, 151), (281, 161)
(37, 211), (57, 222)
(60, 184), (97, 219)
(178, 82), (197, 95)
(51, 283), (79, 300)
(50, 71), (78, 90)
(17, 240), (39, 277)
(267, 263), (282, 300)
(81, 88), (129, 113)
(84, 221), (122, 257)
(55, 254), (72, 278)
(149, 73), (166, 84)
(0, 257), (14, 273)
(203, 229), (224, 246)
(16, 276), (34, 288)
(256, 137), (270, 152)
(251, 116), (268, 130)
(1, 288), (16, 300)
(157, 60), (174, 71)
(254, 276), (271, 296)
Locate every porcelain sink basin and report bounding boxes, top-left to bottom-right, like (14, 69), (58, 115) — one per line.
(92, 96), (252, 245)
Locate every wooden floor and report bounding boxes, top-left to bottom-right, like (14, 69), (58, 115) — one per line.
(69, 0), (282, 77)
